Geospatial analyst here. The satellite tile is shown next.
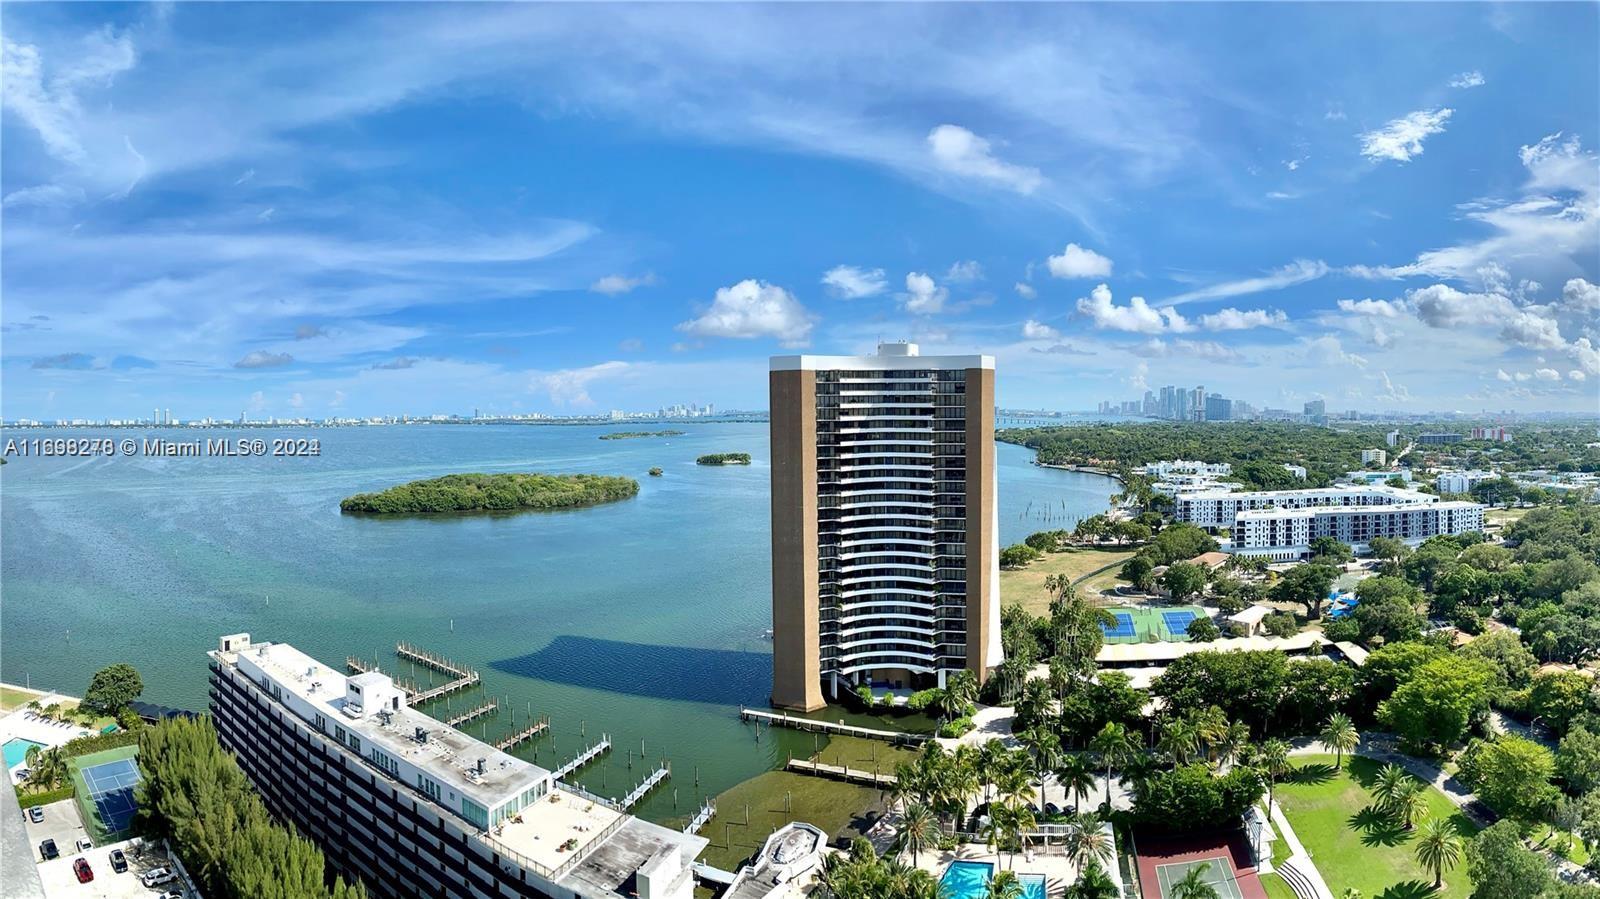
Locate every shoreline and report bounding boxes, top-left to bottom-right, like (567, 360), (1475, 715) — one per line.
(1030, 458), (1126, 485)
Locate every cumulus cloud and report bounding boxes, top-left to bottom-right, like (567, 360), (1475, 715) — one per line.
(945, 260), (983, 283)
(590, 273), (656, 295)
(1021, 319), (1059, 340)
(1134, 338), (1246, 364)
(1496, 369), (1513, 382)
(1449, 71), (1485, 89)
(926, 124), (1043, 194)
(1046, 243), (1113, 279)
(1359, 108), (1453, 163)
(1195, 307), (1288, 330)
(1303, 335), (1367, 369)
(902, 272), (948, 315)
(821, 265), (888, 299)
(1014, 282), (1037, 300)
(1076, 284), (1187, 334)
(1375, 371), (1411, 402)
(676, 279), (814, 345)
(533, 360), (631, 406)
(1337, 298), (1407, 318)
(1535, 368), (1561, 381)
(1570, 370), (1588, 381)
(234, 350), (293, 369)
(1030, 343), (1094, 356)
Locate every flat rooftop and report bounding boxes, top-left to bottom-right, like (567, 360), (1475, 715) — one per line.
(214, 640), (548, 810)
(1182, 484), (1432, 502)
(486, 786), (624, 874)
(1234, 499), (1482, 520)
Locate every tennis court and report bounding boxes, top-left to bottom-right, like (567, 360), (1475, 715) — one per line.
(1098, 605), (1209, 644)
(1153, 858), (1245, 899)
(68, 744), (141, 842)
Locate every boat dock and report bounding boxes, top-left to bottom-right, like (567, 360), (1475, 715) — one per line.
(618, 765), (670, 810)
(553, 737), (611, 781)
(442, 700), (498, 728)
(738, 708), (928, 745)
(785, 758), (897, 787)
(493, 717), (549, 752)
(683, 799), (716, 835)
(395, 641), (476, 679)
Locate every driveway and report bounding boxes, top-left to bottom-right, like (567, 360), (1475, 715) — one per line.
(24, 799), (89, 863)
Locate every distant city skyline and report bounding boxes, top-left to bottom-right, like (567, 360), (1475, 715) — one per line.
(2, 4), (1596, 420)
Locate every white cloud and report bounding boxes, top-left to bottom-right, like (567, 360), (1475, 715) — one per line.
(1, 27), (138, 167)
(1375, 371), (1410, 402)
(1195, 307), (1288, 330)
(1449, 70), (1485, 89)
(945, 260), (983, 283)
(288, 392), (305, 409)
(926, 124), (1043, 195)
(822, 265), (888, 299)
(1013, 282), (1037, 300)
(1265, 191), (1299, 201)
(234, 350), (293, 369)
(1076, 283), (1189, 334)
(1135, 338), (1246, 364)
(590, 273), (656, 295)
(1303, 335), (1367, 369)
(1569, 370), (1587, 381)
(534, 360), (631, 406)
(1162, 259), (1328, 306)
(1337, 298), (1407, 318)
(2, 183), (86, 207)
(1046, 243), (1114, 279)
(1358, 108), (1453, 163)
(1496, 369), (1513, 382)
(676, 279), (814, 345)
(902, 272), (948, 315)
(1535, 368), (1561, 381)
(1283, 157), (1306, 171)
(1021, 319), (1059, 340)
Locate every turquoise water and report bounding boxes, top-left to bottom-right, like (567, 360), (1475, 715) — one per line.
(3, 738), (44, 768)
(0, 422), (1113, 822)
(940, 860), (996, 899)
(1021, 873), (1047, 899)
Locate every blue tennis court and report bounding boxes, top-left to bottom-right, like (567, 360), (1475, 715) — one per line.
(81, 758), (140, 836)
(1101, 611), (1136, 638)
(1161, 610), (1198, 634)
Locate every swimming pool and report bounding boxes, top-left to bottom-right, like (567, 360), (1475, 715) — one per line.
(3, 738), (45, 769)
(940, 860), (995, 899)
(1020, 873), (1047, 899)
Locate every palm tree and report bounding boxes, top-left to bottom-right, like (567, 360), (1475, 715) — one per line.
(946, 669), (979, 716)
(24, 746), (67, 791)
(1257, 739), (1291, 808)
(1064, 812), (1113, 870)
(1068, 859), (1120, 899)
(1389, 780), (1428, 831)
(977, 739), (1007, 805)
(1056, 755), (1096, 812)
(899, 803), (939, 868)
(987, 870), (1025, 899)
(1020, 727), (1061, 815)
(1159, 719), (1200, 767)
(1369, 763), (1411, 814)
(1217, 721), (1251, 770)
(1004, 804), (1037, 870)
(1319, 713), (1360, 770)
(1170, 866), (1221, 899)
(1089, 722), (1137, 810)
(995, 762), (1035, 815)
(1414, 817), (1463, 889)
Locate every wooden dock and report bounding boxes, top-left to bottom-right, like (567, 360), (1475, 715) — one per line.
(683, 799), (716, 835)
(396, 641), (476, 680)
(786, 758), (897, 787)
(619, 765), (670, 810)
(443, 700), (498, 728)
(738, 708), (928, 745)
(493, 718), (549, 752)
(553, 738), (611, 781)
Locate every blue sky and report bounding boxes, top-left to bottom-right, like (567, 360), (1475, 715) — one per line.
(3, 2), (1597, 420)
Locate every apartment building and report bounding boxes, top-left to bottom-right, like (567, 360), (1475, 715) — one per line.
(1233, 501), (1486, 561)
(768, 342), (1001, 712)
(1361, 449), (1387, 466)
(1437, 470), (1494, 494)
(208, 634), (703, 899)
(1140, 460), (1233, 478)
(1175, 484), (1434, 530)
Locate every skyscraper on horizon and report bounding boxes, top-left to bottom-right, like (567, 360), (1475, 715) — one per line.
(767, 342), (1001, 712)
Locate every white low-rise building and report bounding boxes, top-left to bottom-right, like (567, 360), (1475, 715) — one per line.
(1282, 464), (1307, 479)
(1232, 501), (1486, 561)
(1361, 449), (1387, 466)
(1141, 460), (1232, 478)
(1175, 484), (1432, 529)
(1436, 470), (1494, 494)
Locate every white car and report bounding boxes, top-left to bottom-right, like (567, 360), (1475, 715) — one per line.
(158, 891), (184, 899)
(141, 867), (176, 887)
(74, 837), (92, 852)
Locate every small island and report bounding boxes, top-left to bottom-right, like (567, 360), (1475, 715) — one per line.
(648, 467), (663, 477)
(696, 453), (752, 466)
(599, 430), (686, 441)
(340, 473), (638, 515)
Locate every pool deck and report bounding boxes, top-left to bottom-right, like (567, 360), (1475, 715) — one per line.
(0, 694), (98, 781)
(905, 827), (1126, 898)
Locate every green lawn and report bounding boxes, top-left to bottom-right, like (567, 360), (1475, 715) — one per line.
(802, 734), (921, 776)
(1260, 813), (1298, 899)
(1275, 755), (1480, 899)
(693, 770), (883, 871)
(0, 684), (48, 712)
(1000, 546), (1138, 616)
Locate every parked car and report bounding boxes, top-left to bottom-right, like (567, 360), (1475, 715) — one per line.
(39, 838), (58, 861)
(142, 867), (176, 888)
(109, 848), (128, 873)
(27, 806), (43, 823)
(158, 892), (184, 899)
(73, 858), (94, 883)
(75, 837), (93, 852)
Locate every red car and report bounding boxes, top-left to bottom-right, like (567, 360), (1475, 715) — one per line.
(73, 858), (93, 883)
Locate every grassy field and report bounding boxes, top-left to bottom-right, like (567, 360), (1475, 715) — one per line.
(1000, 546), (1138, 616)
(0, 684), (47, 713)
(694, 770), (884, 871)
(1260, 811), (1298, 899)
(1485, 507), (1529, 528)
(1275, 755), (1480, 899)
(800, 734), (922, 775)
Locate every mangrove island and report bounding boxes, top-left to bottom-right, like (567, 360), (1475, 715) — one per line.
(696, 453), (751, 465)
(340, 473), (639, 515)
(598, 430), (686, 440)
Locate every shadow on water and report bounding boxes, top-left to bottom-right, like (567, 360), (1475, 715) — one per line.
(490, 635), (771, 706)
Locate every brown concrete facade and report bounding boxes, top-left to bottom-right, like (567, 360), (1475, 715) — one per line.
(963, 366), (997, 682)
(768, 368), (825, 711)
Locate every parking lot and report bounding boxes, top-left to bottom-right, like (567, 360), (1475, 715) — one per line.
(35, 837), (190, 899)
(25, 799), (90, 861)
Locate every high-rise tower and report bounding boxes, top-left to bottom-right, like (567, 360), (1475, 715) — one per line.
(768, 342), (1000, 712)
